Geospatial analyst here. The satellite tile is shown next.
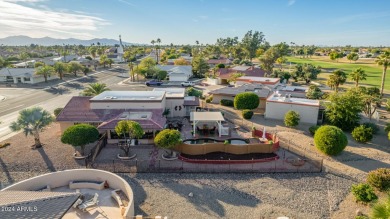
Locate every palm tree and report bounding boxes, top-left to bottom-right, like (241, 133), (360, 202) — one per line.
(82, 83), (110, 96)
(371, 194), (390, 219)
(35, 65), (54, 83)
(54, 62), (66, 80)
(376, 50), (390, 97)
(156, 38), (161, 64)
(327, 69), (347, 92)
(350, 68), (367, 87)
(107, 58), (114, 68)
(100, 54), (108, 68)
(10, 107), (53, 149)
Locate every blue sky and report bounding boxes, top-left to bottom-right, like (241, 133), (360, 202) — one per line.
(1, 0), (390, 46)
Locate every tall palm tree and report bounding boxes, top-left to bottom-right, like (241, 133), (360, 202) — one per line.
(10, 107), (53, 149)
(54, 62), (66, 80)
(376, 50), (390, 97)
(82, 83), (110, 96)
(35, 65), (54, 83)
(371, 194), (390, 219)
(350, 68), (367, 87)
(100, 54), (108, 68)
(156, 38), (161, 64)
(327, 69), (347, 92)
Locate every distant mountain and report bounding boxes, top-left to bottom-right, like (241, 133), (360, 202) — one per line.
(0, 35), (136, 46)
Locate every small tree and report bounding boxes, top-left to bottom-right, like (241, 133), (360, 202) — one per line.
(350, 68), (367, 87)
(10, 107), (53, 149)
(115, 121), (144, 157)
(186, 87), (203, 98)
(284, 110), (300, 127)
(352, 125), (373, 143)
(314, 125), (348, 155)
(35, 65), (54, 83)
(54, 108), (63, 117)
(234, 92), (259, 110)
(306, 84), (323, 99)
(154, 129), (181, 159)
(327, 69), (347, 92)
(242, 110), (254, 120)
(61, 124), (99, 156)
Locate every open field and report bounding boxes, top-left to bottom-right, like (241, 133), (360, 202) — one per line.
(286, 56), (388, 91)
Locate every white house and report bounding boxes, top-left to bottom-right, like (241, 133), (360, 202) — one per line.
(0, 68), (58, 84)
(153, 87), (199, 117)
(52, 55), (78, 63)
(265, 93), (320, 124)
(156, 65), (192, 82)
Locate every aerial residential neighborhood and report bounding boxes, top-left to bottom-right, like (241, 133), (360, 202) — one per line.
(1, 0), (390, 219)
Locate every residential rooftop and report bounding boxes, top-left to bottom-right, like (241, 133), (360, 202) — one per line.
(236, 76), (280, 84)
(90, 91), (166, 101)
(209, 83), (272, 98)
(153, 87), (185, 98)
(267, 93), (320, 106)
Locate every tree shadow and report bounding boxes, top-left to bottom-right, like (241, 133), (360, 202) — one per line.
(0, 157), (14, 185)
(334, 150), (390, 173)
(119, 174), (148, 216)
(162, 180), (260, 217)
(37, 146), (56, 172)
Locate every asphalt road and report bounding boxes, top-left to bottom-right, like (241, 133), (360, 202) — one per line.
(0, 64), (151, 141)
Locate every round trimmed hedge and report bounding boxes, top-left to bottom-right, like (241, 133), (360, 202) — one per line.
(309, 125), (320, 136)
(314, 125), (348, 155)
(284, 110), (300, 127)
(242, 110), (254, 120)
(352, 125), (373, 143)
(367, 168), (390, 191)
(220, 99), (234, 107)
(234, 92), (259, 110)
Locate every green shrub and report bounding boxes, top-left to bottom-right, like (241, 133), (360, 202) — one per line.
(205, 95), (213, 103)
(355, 216), (369, 219)
(367, 168), (390, 191)
(220, 99), (234, 107)
(362, 122), (379, 135)
(352, 125), (373, 143)
(242, 110), (254, 120)
(385, 123), (390, 133)
(284, 110), (300, 127)
(186, 87), (203, 98)
(0, 142), (10, 148)
(54, 107), (63, 117)
(309, 125), (320, 136)
(314, 125), (348, 155)
(351, 183), (377, 203)
(306, 85), (323, 99)
(234, 92), (259, 110)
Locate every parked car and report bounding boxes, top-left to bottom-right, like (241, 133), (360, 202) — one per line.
(145, 80), (163, 86)
(181, 81), (195, 87)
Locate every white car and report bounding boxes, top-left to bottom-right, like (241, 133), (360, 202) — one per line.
(181, 81), (195, 87)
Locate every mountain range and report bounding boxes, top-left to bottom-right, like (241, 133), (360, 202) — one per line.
(0, 36), (135, 46)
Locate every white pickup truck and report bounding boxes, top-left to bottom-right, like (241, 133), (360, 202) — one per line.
(181, 81), (195, 87)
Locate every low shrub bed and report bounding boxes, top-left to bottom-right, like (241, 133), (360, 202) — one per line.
(367, 168), (390, 191)
(220, 99), (234, 107)
(351, 183), (377, 203)
(352, 125), (373, 143)
(242, 110), (254, 120)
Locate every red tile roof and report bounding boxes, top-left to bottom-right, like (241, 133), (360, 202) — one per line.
(217, 66), (268, 79)
(56, 96), (166, 130)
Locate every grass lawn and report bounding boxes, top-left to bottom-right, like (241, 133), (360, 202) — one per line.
(286, 56), (389, 91)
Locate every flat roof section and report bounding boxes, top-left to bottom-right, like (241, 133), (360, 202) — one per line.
(237, 76), (280, 84)
(190, 112), (225, 122)
(153, 88), (185, 98)
(267, 93), (320, 107)
(90, 91), (165, 101)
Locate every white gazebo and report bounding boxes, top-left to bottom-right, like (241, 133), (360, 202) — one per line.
(190, 112), (227, 137)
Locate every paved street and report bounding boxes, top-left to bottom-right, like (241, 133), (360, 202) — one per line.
(0, 64), (151, 141)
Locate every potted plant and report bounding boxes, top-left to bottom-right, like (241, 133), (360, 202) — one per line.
(154, 129), (182, 160)
(224, 140), (229, 145)
(252, 126), (256, 137)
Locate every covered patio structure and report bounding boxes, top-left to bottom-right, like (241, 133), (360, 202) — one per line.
(190, 112), (228, 137)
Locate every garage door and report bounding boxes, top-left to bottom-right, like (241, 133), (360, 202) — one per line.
(169, 73), (188, 82)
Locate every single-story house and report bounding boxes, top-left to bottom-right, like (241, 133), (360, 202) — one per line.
(0, 68), (58, 84)
(209, 83), (272, 109)
(208, 66), (269, 85)
(265, 93), (320, 124)
(57, 90), (199, 144)
(14, 60), (36, 68)
(274, 85), (309, 98)
(52, 55), (78, 63)
(153, 88), (199, 117)
(207, 58), (232, 67)
(156, 65), (192, 82)
(73, 57), (99, 69)
(236, 76), (280, 88)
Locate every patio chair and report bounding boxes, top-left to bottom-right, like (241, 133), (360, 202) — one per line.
(210, 126), (216, 134)
(78, 193), (99, 212)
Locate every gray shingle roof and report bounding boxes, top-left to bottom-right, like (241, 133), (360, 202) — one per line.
(0, 191), (80, 219)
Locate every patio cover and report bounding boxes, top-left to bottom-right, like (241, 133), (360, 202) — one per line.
(190, 112), (225, 137)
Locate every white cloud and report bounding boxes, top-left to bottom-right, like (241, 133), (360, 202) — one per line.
(118, 0), (136, 7)
(287, 0), (296, 6)
(0, 1), (110, 39)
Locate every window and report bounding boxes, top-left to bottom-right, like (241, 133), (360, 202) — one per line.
(142, 130), (154, 139)
(6, 76), (13, 82)
(24, 77), (31, 81)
